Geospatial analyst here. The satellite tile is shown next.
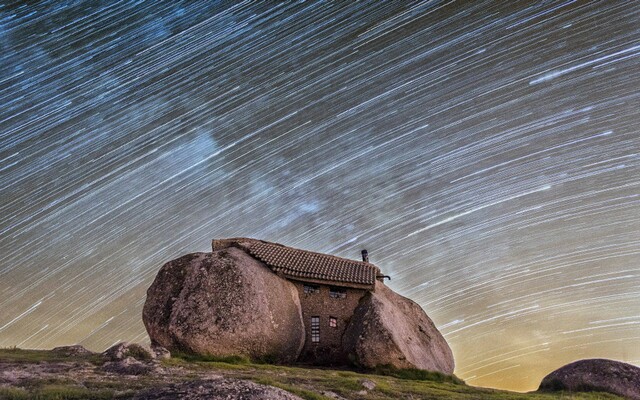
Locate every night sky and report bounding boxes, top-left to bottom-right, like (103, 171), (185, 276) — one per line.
(1, 1), (639, 392)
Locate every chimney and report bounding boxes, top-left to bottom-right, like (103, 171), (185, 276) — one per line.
(361, 249), (369, 263)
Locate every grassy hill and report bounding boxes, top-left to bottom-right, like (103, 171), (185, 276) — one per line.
(0, 348), (622, 399)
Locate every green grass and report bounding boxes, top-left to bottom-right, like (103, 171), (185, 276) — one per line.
(0, 385), (116, 400)
(372, 364), (465, 384)
(33, 385), (115, 400)
(171, 351), (251, 364)
(165, 352), (252, 371)
(0, 347), (102, 365)
(0, 387), (29, 400)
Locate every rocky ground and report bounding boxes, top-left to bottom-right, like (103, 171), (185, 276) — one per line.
(0, 344), (305, 399)
(0, 345), (625, 400)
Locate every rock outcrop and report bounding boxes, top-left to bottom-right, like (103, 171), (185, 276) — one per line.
(342, 281), (454, 373)
(132, 378), (304, 400)
(539, 359), (640, 399)
(143, 248), (305, 363)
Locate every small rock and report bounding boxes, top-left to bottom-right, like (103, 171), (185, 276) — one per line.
(321, 391), (347, 400)
(52, 345), (94, 356)
(102, 342), (154, 361)
(360, 378), (376, 390)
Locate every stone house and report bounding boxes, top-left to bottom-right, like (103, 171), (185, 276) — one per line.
(144, 237), (454, 373)
(211, 238), (387, 365)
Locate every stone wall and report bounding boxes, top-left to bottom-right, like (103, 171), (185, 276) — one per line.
(292, 281), (367, 365)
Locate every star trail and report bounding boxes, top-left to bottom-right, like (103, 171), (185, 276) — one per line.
(1, 0), (639, 392)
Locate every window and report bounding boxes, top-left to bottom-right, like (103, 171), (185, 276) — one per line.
(329, 317), (337, 328)
(329, 287), (346, 299)
(303, 284), (319, 294)
(311, 316), (320, 342)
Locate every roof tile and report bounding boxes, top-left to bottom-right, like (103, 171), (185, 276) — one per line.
(246, 241), (378, 288)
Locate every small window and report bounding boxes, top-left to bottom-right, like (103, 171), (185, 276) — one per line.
(329, 287), (347, 299)
(304, 284), (320, 294)
(329, 317), (337, 328)
(311, 316), (320, 342)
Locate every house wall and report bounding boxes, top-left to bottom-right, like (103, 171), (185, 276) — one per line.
(292, 281), (367, 365)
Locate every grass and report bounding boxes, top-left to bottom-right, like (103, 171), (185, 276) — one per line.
(0, 387), (29, 400)
(171, 350), (251, 364)
(171, 350), (290, 365)
(0, 348), (625, 400)
(0, 385), (116, 400)
(373, 364), (465, 384)
(0, 347), (102, 365)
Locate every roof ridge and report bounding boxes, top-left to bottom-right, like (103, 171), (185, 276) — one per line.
(247, 239), (380, 271)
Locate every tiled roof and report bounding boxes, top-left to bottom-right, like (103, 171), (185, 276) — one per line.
(245, 240), (379, 288)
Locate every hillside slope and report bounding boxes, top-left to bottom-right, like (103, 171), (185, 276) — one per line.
(0, 348), (623, 399)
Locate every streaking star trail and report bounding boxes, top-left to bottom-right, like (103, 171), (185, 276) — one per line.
(1, 1), (639, 392)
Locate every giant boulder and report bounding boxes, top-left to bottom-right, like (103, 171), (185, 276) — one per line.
(143, 248), (305, 362)
(538, 359), (640, 399)
(342, 281), (454, 374)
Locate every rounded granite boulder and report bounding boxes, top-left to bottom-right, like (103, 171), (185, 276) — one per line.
(539, 358), (640, 399)
(342, 281), (454, 374)
(142, 247), (305, 363)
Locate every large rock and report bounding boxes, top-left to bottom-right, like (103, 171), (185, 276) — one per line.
(143, 248), (305, 362)
(342, 281), (454, 374)
(538, 359), (640, 399)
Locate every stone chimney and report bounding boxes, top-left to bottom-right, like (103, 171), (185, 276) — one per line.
(361, 249), (369, 263)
